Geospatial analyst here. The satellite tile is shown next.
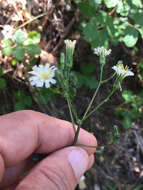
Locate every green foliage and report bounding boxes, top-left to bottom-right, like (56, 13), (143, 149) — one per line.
(0, 78), (6, 89)
(105, 183), (117, 190)
(1, 29), (41, 62)
(77, 0), (143, 48)
(35, 88), (57, 104)
(12, 29), (26, 44)
(14, 90), (32, 111)
(13, 46), (25, 61)
(137, 60), (143, 85)
(25, 44), (41, 55)
(73, 64), (98, 89)
(134, 184), (143, 190)
(0, 68), (6, 89)
(115, 90), (143, 128)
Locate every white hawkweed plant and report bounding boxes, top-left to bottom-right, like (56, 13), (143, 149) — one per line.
(28, 41), (134, 148)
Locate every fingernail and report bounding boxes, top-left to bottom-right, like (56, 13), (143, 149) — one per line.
(68, 148), (89, 180)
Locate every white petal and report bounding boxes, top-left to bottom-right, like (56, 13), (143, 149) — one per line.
(44, 63), (50, 70)
(50, 79), (56, 84)
(127, 70), (134, 76)
(29, 76), (38, 82)
(45, 81), (50, 88)
(35, 81), (44, 87)
(30, 80), (36, 86)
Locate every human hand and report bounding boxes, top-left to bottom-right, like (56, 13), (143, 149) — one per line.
(0, 110), (97, 190)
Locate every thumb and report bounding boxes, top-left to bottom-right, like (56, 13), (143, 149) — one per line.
(16, 147), (94, 190)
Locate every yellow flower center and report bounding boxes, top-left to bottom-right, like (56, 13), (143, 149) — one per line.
(40, 70), (51, 80)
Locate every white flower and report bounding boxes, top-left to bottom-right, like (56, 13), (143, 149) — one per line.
(94, 46), (112, 56)
(28, 63), (57, 88)
(1, 25), (14, 39)
(64, 39), (76, 50)
(112, 63), (134, 78)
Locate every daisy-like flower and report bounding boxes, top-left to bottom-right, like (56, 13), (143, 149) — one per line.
(28, 63), (57, 88)
(64, 39), (76, 51)
(94, 46), (112, 56)
(112, 63), (134, 78)
(1, 25), (14, 39)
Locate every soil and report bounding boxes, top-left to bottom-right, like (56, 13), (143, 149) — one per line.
(0, 1), (143, 190)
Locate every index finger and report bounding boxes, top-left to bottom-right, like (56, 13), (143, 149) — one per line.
(0, 110), (97, 167)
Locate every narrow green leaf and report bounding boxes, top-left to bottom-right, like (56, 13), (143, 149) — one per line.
(123, 116), (132, 129)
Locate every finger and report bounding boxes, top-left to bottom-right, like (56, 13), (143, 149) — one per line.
(0, 158), (35, 189)
(16, 147), (93, 190)
(0, 110), (97, 167)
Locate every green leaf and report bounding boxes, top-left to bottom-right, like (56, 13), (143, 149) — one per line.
(104, 0), (118, 8)
(131, 12), (143, 26)
(83, 19), (99, 42)
(132, 0), (142, 8)
(123, 116), (132, 129)
(122, 27), (138, 47)
(128, 108), (141, 119)
(2, 46), (13, 56)
(0, 77), (6, 89)
(14, 90), (25, 100)
(14, 102), (26, 111)
(85, 75), (98, 89)
(80, 64), (95, 75)
(13, 46), (25, 61)
(23, 96), (32, 106)
(23, 31), (41, 45)
(89, 0), (102, 5)
(78, 2), (95, 18)
(138, 27), (143, 40)
(0, 68), (3, 76)
(1, 39), (12, 47)
(122, 90), (134, 102)
(116, 1), (130, 16)
(92, 28), (109, 47)
(25, 44), (41, 55)
(134, 185), (143, 190)
(12, 29), (26, 45)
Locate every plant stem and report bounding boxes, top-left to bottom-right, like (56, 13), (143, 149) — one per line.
(82, 88), (117, 122)
(66, 97), (76, 133)
(72, 122), (81, 145)
(101, 73), (116, 84)
(82, 64), (104, 122)
(76, 143), (97, 148)
(18, 11), (49, 29)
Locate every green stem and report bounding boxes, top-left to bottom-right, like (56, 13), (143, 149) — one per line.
(76, 143), (97, 148)
(66, 97), (76, 133)
(72, 122), (81, 145)
(101, 73), (116, 84)
(82, 64), (104, 122)
(82, 88), (117, 122)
